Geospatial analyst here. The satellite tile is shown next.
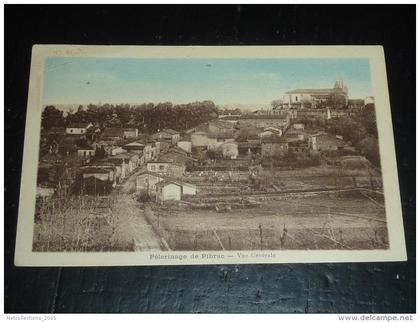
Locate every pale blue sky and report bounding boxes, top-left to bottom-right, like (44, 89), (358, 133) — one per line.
(43, 57), (372, 106)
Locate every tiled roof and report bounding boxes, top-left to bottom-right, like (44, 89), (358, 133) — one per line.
(123, 141), (145, 147)
(162, 128), (180, 135)
(262, 129), (281, 134)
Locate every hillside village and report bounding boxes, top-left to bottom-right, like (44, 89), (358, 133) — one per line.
(34, 79), (387, 252)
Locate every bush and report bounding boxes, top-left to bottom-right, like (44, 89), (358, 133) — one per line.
(138, 192), (151, 203)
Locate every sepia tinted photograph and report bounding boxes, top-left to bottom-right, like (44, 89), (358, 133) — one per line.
(32, 55), (389, 253)
(14, 45), (406, 266)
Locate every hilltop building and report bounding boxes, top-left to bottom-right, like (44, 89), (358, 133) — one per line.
(282, 78), (349, 109)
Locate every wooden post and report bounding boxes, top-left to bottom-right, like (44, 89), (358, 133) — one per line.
(259, 224), (263, 250)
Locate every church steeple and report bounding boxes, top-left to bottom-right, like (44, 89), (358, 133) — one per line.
(334, 77), (344, 89)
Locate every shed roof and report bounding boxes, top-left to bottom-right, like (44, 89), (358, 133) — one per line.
(162, 128), (180, 135)
(123, 141), (145, 148)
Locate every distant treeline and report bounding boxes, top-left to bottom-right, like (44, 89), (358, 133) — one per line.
(41, 101), (242, 134)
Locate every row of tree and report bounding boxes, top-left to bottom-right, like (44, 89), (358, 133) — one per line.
(42, 101), (225, 134)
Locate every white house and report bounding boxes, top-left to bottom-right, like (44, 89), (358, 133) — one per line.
(66, 123), (93, 135)
(147, 161), (170, 174)
(292, 123), (305, 130)
(155, 181), (182, 203)
(77, 148), (95, 158)
(155, 180), (197, 203)
(177, 141), (192, 153)
(181, 182), (197, 195)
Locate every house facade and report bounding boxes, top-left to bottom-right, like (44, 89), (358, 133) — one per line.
(77, 148), (95, 158)
(207, 133), (235, 151)
(177, 141), (192, 153)
(123, 128), (139, 138)
(308, 133), (346, 151)
(191, 131), (211, 147)
(155, 180), (197, 203)
(123, 141), (145, 154)
(66, 123), (93, 135)
(155, 182), (182, 203)
(152, 129), (180, 145)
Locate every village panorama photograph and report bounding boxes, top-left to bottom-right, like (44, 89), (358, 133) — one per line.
(34, 57), (387, 252)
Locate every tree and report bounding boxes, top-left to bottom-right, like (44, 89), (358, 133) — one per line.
(271, 99), (283, 109)
(61, 100), (219, 133)
(235, 125), (259, 142)
(326, 93), (347, 109)
(360, 137), (381, 167)
(358, 104), (378, 137)
(41, 105), (64, 130)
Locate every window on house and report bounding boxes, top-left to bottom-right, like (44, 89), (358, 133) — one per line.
(70, 129), (73, 133)
(295, 96), (298, 102)
(159, 165), (165, 170)
(151, 165), (156, 171)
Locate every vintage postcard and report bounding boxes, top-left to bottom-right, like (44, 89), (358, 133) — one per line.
(15, 45), (406, 266)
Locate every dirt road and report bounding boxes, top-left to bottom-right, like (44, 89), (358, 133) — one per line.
(112, 167), (163, 251)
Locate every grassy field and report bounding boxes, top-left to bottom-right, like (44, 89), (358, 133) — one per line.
(33, 195), (134, 252)
(32, 163), (385, 252)
(148, 191), (388, 251)
(186, 164), (382, 196)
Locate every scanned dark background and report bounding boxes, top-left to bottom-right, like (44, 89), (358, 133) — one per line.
(5, 5), (415, 313)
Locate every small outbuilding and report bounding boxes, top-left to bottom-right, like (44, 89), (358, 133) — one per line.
(155, 180), (197, 203)
(155, 181), (182, 203)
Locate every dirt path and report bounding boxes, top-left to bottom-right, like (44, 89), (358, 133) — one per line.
(112, 167), (163, 251)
